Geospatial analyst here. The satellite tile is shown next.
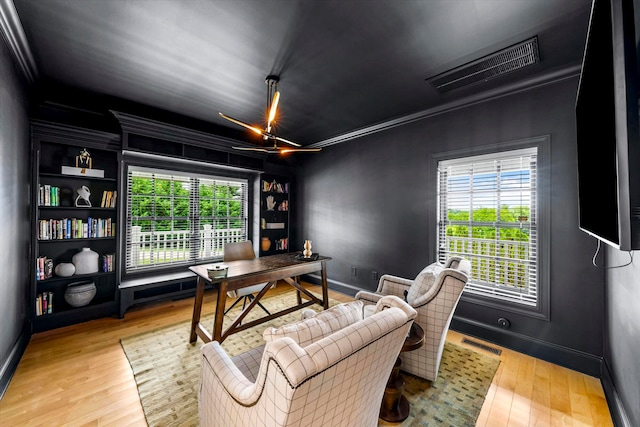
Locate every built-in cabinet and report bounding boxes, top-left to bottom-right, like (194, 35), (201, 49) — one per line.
(259, 174), (290, 256)
(31, 121), (121, 332)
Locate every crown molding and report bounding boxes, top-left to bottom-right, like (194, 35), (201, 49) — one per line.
(0, 0), (38, 84)
(309, 64), (581, 148)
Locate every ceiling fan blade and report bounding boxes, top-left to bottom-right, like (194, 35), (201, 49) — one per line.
(280, 147), (322, 153)
(232, 146), (271, 153)
(266, 91), (280, 133)
(274, 135), (302, 147)
(219, 112), (263, 136)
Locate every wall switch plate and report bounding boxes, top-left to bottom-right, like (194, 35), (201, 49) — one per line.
(351, 267), (357, 276)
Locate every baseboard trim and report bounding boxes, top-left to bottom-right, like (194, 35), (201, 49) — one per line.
(302, 274), (360, 297)
(0, 320), (31, 400)
(451, 315), (602, 377)
(601, 358), (632, 427)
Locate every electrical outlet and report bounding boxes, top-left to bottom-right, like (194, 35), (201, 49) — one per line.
(351, 267), (357, 276)
(372, 271), (378, 281)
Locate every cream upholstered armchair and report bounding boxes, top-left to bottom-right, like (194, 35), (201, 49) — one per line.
(199, 296), (417, 427)
(355, 256), (471, 382)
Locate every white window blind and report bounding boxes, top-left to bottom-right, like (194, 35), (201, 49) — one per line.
(125, 166), (248, 272)
(437, 147), (538, 306)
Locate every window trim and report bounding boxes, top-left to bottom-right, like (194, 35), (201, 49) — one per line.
(120, 151), (259, 280)
(430, 135), (550, 320)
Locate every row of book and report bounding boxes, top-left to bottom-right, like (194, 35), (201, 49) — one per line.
(35, 256), (54, 280)
(38, 185), (61, 206)
(35, 292), (54, 316)
(38, 217), (115, 240)
(100, 190), (117, 208)
(262, 180), (289, 193)
(275, 238), (288, 251)
(36, 253), (116, 281)
(102, 254), (115, 273)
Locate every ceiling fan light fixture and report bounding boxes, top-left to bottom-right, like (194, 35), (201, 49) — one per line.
(268, 91), (280, 125)
(219, 75), (320, 154)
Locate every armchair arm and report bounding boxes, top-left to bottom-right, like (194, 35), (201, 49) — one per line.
(354, 290), (383, 305)
(201, 341), (262, 405)
(377, 274), (413, 297)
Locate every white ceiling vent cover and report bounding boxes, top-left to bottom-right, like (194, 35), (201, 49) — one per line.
(427, 37), (540, 93)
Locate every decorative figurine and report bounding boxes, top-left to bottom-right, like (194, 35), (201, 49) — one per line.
(76, 148), (92, 170)
(303, 240), (312, 258)
(75, 185), (92, 207)
(266, 195), (276, 211)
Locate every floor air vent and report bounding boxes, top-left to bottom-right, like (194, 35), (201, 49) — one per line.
(461, 338), (502, 356)
(426, 37), (540, 93)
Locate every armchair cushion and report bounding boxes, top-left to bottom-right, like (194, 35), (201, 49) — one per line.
(406, 263), (444, 305)
(263, 300), (364, 347)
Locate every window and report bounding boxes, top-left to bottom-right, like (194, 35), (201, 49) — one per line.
(437, 147), (540, 307)
(125, 166), (248, 272)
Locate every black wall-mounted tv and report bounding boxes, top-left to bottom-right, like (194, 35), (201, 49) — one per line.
(576, 0), (640, 251)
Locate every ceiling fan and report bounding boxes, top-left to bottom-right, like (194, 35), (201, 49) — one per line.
(219, 75), (321, 154)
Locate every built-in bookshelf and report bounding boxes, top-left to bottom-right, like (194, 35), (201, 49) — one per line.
(259, 175), (290, 256)
(31, 121), (121, 332)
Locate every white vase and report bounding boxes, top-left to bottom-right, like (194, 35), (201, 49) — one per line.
(72, 247), (99, 274)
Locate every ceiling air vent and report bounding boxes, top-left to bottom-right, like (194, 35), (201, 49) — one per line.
(426, 37), (540, 93)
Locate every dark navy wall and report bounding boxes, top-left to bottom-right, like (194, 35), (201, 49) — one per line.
(0, 36), (31, 394)
(295, 77), (605, 368)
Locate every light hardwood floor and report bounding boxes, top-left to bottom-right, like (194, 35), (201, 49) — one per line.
(0, 283), (613, 426)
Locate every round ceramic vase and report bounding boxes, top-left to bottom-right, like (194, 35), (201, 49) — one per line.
(55, 262), (75, 277)
(72, 247), (99, 274)
(64, 282), (97, 307)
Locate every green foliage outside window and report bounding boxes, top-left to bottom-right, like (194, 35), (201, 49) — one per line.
(445, 206), (531, 289)
(130, 176), (244, 231)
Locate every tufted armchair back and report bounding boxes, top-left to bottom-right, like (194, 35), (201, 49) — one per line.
(199, 296), (416, 427)
(355, 256), (470, 381)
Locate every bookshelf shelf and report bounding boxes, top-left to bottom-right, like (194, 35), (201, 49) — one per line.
(38, 237), (117, 243)
(31, 121), (121, 332)
(40, 172), (117, 182)
(259, 175), (291, 256)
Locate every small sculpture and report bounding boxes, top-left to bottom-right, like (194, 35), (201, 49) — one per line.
(303, 240), (312, 258)
(76, 148), (92, 170)
(266, 195), (276, 211)
(75, 185), (92, 207)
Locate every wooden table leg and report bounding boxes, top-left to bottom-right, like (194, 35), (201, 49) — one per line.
(189, 276), (206, 343)
(321, 260), (329, 309)
(212, 280), (228, 342)
(295, 276), (302, 305)
(379, 358), (410, 422)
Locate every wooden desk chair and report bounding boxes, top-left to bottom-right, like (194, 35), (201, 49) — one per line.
(223, 241), (270, 315)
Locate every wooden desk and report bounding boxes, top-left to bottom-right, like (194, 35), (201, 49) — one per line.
(189, 253), (331, 344)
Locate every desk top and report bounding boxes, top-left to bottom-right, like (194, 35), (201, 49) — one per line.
(189, 252), (331, 287)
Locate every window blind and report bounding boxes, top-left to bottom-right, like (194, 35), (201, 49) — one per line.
(437, 147), (538, 306)
(125, 166), (248, 272)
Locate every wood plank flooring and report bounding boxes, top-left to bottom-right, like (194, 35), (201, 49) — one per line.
(0, 284), (613, 426)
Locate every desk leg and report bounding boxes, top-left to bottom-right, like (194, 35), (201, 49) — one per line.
(189, 276), (206, 344)
(213, 280), (228, 342)
(321, 260), (329, 309)
(295, 276), (302, 305)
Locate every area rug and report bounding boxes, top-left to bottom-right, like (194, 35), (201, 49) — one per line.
(120, 292), (500, 427)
